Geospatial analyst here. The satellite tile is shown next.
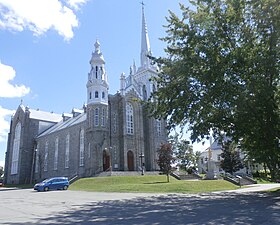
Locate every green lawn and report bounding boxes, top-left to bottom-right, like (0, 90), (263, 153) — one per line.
(69, 175), (239, 193)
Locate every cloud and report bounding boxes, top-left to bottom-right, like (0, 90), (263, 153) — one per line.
(66, 0), (88, 10)
(0, 106), (15, 143)
(0, 62), (30, 98)
(0, 0), (88, 40)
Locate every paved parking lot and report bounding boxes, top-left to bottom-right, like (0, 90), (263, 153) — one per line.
(1, 186), (280, 225)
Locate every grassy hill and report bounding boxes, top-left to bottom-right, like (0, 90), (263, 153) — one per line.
(69, 175), (239, 193)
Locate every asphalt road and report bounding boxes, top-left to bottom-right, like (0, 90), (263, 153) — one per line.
(0, 184), (280, 225)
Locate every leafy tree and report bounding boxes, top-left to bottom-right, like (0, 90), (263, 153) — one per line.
(220, 141), (243, 174)
(149, 0), (280, 180)
(176, 142), (194, 171)
(157, 143), (174, 182)
(170, 134), (200, 171)
(0, 166), (3, 177)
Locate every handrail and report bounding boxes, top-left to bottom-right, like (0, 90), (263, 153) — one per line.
(69, 174), (79, 184)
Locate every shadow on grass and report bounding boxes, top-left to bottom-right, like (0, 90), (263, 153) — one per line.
(5, 192), (280, 225)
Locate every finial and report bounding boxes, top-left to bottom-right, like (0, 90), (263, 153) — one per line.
(94, 39), (100, 53)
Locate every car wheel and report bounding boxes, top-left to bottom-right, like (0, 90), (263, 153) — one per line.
(63, 185), (68, 190)
(44, 186), (49, 192)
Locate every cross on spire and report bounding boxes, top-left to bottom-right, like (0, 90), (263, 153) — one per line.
(140, 1), (145, 11)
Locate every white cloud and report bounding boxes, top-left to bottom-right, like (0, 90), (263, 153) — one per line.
(0, 0), (88, 40)
(0, 62), (30, 98)
(66, 0), (89, 10)
(0, 106), (15, 143)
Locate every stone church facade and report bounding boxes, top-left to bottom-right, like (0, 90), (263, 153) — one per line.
(4, 7), (167, 184)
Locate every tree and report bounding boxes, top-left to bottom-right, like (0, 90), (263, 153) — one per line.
(170, 134), (199, 172)
(157, 143), (174, 182)
(220, 141), (243, 174)
(0, 166), (3, 177)
(149, 0), (280, 180)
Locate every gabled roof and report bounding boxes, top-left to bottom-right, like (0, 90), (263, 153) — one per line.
(29, 109), (62, 123)
(37, 112), (86, 138)
(17, 104), (62, 123)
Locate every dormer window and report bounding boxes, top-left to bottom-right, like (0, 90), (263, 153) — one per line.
(102, 92), (105, 99)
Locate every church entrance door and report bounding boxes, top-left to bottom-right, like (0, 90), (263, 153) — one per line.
(127, 151), (134, 171)
(103, 150), (110, 171)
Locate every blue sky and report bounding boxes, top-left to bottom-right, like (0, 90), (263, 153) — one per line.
(0, 0), (207, 167)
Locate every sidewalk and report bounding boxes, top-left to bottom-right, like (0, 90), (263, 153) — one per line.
(215, 183), (280, 193)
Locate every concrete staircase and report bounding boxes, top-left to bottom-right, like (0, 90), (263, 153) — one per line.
(223, 175), (257, 186)
(171, 172), (202, 180)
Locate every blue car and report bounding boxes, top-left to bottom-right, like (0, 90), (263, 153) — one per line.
(34, 177), (69, 192)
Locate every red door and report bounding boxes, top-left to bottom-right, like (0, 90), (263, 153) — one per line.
(103, 150), (110, 171)
(127, 151), (134, 171)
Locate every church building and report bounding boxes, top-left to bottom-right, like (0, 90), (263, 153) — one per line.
(4, 6), (167, 185)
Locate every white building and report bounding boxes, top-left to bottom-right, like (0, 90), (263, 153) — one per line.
(197, 138), (263, 176)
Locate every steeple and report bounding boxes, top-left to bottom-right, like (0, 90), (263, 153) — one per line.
(140, 2), (151, 68)
(87, 40), (108, 106)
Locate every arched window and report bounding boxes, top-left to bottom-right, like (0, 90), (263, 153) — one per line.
(95, 91), (99, 98)
(143, 85), (147, 101)
(156, 120), (161, 136)
(126, 103), (134, 134)
(44, 141), (48, 171)
(94, 108), (99, 126)
(113, 113), (117, 133)
(54, 137), (59, 170)
(11, 122), (21, 175)
(88, 143), (91, 158)
(65, 134), (70, 168)
(79, 129), (84, 166)
(153, 84), (156, 92)
(35, 144), (39, 173)
(89, 92), (92, 99)
(101, 108), (106, 126)
(102, 91), (105, 99)
(95, 66), (98, 79)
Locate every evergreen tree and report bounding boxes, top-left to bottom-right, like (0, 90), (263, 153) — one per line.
(220, 141), (243, 174)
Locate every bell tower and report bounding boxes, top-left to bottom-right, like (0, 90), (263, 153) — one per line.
(86, 40), (109, 132)
(87, 40), (108, 106)
(86, 40), (109, 175)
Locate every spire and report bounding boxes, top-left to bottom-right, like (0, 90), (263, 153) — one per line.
(140, 2), (151, 67)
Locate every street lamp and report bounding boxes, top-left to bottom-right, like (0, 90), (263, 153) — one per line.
(139, 152), (144, 175)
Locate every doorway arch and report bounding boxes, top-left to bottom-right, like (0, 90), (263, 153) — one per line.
(103, 150), (110, 171)
(127, 150), (134, 171)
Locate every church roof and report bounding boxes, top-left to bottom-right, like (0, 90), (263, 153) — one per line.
(29, 108), (62, 123)
(18, 104), (62, 123)
(37, 112), (86, 138)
